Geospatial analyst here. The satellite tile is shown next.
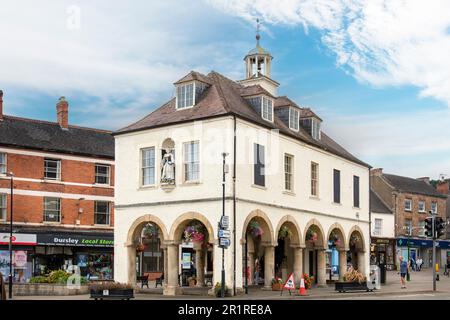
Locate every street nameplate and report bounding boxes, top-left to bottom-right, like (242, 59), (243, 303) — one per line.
(220, 216), (229, 229)
(218, 229), (230, 238)
(219, 238), (230, 248)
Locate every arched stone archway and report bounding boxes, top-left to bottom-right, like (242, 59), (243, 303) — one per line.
(165, 212), (215, 295)
(274, 216), (303, 283)
(348, 225), (366, 275)
(304, 219), (327, 287)
(327, 223), (347, 281)
(241, 210), (276, 289)
(125, 214), (169, 288)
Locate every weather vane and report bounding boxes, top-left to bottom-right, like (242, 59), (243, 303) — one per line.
(256, 18), (261, 45)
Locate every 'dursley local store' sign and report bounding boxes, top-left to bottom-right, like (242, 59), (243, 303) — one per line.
(37, 234), (114, 247)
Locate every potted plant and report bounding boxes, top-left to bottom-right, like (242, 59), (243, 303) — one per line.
(187, 276), (197, 287)
(271, 277), (283, 291)
(249, 221), (264, 238)
(302, 274), (314, 290)
(89, 282), (134, 300)
(213, 282), (230, 297)
(335, 267), (370, 292)
(278, 226), (292, 240)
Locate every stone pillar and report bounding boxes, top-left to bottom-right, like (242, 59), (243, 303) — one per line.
(292, 246), (303, 284)
(317, 249), (327, 287)
(357, 251), (366, 276)
(264, 245), (275, 290)
(248, 251), (254, 285)
(163, 246), (168, 285)
(163, 243), (181, 296)
(339, 249), (347, 281)
(195, 247), (204, 287)
(127, 245), (137, 287)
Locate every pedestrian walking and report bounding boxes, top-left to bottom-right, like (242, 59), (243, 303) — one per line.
(0, 272), (6, 300)
(399, 256), (408, 289)
(416, 258), (422, 271)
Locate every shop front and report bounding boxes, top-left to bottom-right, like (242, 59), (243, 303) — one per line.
(0, 233), (37, 283)
(35, 232), (114, 280)
(396, 238), (450, 269)
(370, 238), (396, 270)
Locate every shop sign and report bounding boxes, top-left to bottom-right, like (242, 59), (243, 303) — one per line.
(182, 252), (191, 269)
(0, 233), (37, 246)
(397, 238), (450, 249)
(37, 234), (114, 247)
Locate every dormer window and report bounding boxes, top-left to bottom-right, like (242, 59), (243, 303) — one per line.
(262, 96), (273, 122)
(289, 108), (299, 131)
(176, 82), (194, 109)
(311, 118), (321, 140)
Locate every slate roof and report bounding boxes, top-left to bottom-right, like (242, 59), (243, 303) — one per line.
(115, 71), (369, 168)
(370, 190), (392, 214)
(0, 116), (114, 159)
(174, 71), (212, 85)
(383, 174), (446, 198)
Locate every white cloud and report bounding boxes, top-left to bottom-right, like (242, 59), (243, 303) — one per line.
(207, 0), (450, 106)
(0, 0), (246, 127)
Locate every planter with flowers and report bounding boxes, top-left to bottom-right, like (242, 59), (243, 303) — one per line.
(271, 277), (283, 291)
(302, 274), (314, 290)
(335, 267), (371, 292)
(249, 221), (264, 238)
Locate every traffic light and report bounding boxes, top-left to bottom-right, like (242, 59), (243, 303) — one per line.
(424, 217), (433, 238)
(435, 217), (446, 238)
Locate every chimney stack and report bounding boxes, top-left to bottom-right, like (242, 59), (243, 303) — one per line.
(0, 90), (3, 121)
(371, 168), (383, 176)
(56, 96), (69, 129)
(417, 177), (430, 184)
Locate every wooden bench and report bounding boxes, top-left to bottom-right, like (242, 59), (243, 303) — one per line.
(137, 275), (149, 289)
(144, 272), (163, 288)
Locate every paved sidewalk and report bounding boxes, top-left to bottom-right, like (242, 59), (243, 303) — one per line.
(9, 269), (450, 300)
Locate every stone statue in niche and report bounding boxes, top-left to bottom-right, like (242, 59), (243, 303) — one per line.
(161, 149), (175, 185)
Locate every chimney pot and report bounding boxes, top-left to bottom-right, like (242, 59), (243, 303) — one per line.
(56, 96), (69, 129)
(0, 90), (3, 121)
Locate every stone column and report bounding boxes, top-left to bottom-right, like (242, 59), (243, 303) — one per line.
(163, 246), (168, 285)
(248, 251), (255, 285)
(163, 243), (181, 296)
(317, 249), (327, 287)
(195, 247), (204, 287)
(292, 246), (303, 284)
(339, 249), (347, 281)
(357, 251), (366, 276)
(264, 245), (275, 290)
(127, 245), (137, 287)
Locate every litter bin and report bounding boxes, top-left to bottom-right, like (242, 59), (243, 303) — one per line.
(379, 263), (386, 284)
(367, 265), (381, 291)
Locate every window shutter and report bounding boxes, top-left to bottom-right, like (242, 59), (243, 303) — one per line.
(353, 176), (360, 208)
(333, 169), (340, 203)
(254, 144), (265, 186)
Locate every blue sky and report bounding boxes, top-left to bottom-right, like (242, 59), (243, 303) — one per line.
(1, 0), (450, 179)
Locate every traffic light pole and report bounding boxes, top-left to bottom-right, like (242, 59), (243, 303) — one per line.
(432, 214), (436, 291)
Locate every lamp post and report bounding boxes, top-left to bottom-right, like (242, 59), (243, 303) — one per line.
(7, 172), (14, 299)
(220, 152), (228, 298)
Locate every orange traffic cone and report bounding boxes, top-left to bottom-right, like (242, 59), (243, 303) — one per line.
(299, 275), (307, 296)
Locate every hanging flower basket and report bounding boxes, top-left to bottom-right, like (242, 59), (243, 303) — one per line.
(350, 234), (360, 247)
(278, 225), (292, 240)
(143, 223), (157, 239)
(136, 244), (145, 253)
(249, 221), (264, 238)
(329, 231), (341, 247)
(306, 229), (318, 242)
(183, 222), (207, 243)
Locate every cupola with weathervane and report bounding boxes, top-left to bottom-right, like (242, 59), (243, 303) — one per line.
(239, 19), (279, 96)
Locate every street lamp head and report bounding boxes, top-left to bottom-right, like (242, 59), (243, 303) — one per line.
(222, 152), (229, 157)
(6, 171), (14, 177)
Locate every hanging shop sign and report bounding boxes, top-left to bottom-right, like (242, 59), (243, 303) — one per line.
(0, 233), (37, 246)
(37, 233), (114, 247)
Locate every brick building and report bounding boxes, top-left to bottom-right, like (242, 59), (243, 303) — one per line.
(436, 179), (450, 241)
(0, 91), (115, 282)
(371, 169), (448, 269)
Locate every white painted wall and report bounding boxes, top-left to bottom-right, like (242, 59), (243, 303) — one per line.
(371, 212), (395, 239)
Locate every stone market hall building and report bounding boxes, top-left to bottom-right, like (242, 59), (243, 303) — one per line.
(113, 35), (371, 295)
(0, 92), (115, 282)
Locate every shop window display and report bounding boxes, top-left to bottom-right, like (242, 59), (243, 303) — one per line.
(0, 250), (33, 282)
(76, 253), (113, 280)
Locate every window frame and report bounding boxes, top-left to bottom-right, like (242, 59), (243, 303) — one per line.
(418, 220), (426, 237)
(404, 219), (412, 236)
(141, 147), (156, 187)
(404, 199), (412, 212)
(176, 82), (195, 110)
(0, 193), (6, 221)
(183, 141), (200, 183)
(284, 154), (294, 192)
(261, 96), (274, 122)
(43, 197), (61, 223)
(94, 201), (110, 226)
(253, 143), (265, 187)
(353, 175), (360, 208)
(310, 162), (319, 197)
(374, 218), (382, 236)
(333, 169), (341, 204)
(431, 201), (437, 214)
(0, 152), (6, 175)
(311, 118), (321, 140)
(95, 164), (111, 185)
(288, 108), (299, 131)
(418, 200), (426, 213)
(44, 158), (61, 180)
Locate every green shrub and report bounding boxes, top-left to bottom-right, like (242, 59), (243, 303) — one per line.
(47, 270), (71, 284)
(213, 282), (230, 297)
(30, 276), (49, 283)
